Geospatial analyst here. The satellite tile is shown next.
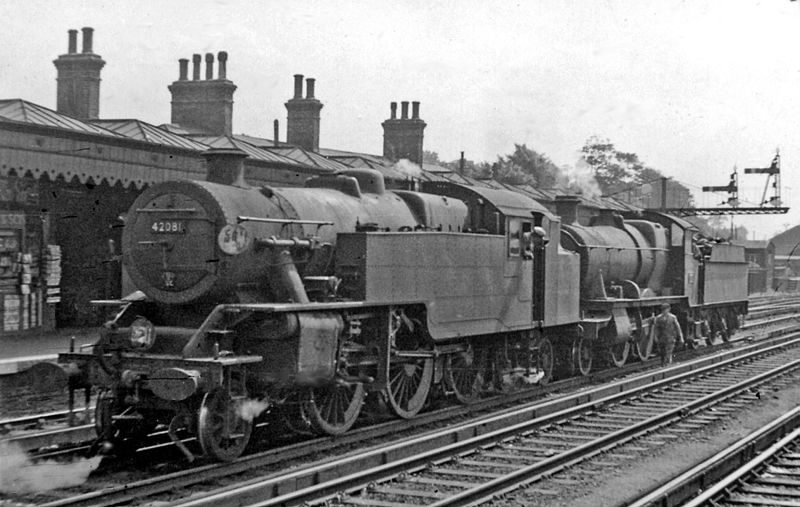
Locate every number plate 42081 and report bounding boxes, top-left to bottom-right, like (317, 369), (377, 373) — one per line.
(151, 221), (186, 234)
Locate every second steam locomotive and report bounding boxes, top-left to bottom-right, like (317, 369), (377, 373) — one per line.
(59, 149), (748, 460)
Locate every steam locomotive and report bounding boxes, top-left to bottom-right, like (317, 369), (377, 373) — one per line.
(59, 150), (748, 461)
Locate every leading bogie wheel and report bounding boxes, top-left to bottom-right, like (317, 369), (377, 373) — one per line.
(197, 388), (252, 461)
(302, 381), (365, 435)
(95, 390), (150, 456)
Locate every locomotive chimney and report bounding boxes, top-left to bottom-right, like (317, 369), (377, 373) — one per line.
(555, 195), (580, 225)
(202, 148), (249, 187)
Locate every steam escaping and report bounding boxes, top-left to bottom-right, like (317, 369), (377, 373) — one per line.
(393, 159), (423, 179)
(237, 398), (270, 422)
(560, 159), (602, 200)
(0, 442), (101, 494)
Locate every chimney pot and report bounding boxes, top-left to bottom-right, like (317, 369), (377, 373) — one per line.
(286, 74), (322, 151)
(192, 54), (201, 80)
(273, 119), (279, 146)
(400, 101), (409, 120)
(178, 58), (189, 80)
(293, 74), (304, 99)
(205, 53), (214, 80)
(390, 102), (397, 119)
(81, 27), (94, 53)
(67, 29), (78, 53)
(306, 78), (315, 99)
(217, 51), (228, 79)
(412, 101), (420, 119)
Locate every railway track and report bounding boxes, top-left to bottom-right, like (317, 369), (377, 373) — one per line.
(628, 406), (800, 507)
(683, 424), (800, 507)
(23, 329), (800, 507)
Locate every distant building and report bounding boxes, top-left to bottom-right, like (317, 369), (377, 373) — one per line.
(731, 239), (774, 293)
(769, 225), (800, 291)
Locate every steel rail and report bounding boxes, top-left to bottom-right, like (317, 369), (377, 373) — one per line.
(681, 427), (800, 506)
(0, 407), (93, 427)
(41, 330), (800, 507)
(430, 358), (800, 507)
(173, 334), (800, 507)
(628, 406), (800, 507)
(15, 315), (799, 507)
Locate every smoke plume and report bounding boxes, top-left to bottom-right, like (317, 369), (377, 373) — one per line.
(237, 399), (270, 422)
(393, 159), (423, 179)
(559, 159), (602, 200)
(0, 442), (101, 494)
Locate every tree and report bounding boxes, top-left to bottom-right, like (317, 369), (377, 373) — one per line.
(422, 151), (444, 166)
(580, 136), (643, 194)
(580, 136), (694, 208)
(494, 144), (561, 188)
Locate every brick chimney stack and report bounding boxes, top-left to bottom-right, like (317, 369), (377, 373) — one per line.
(382, 100), (426, 166)
(168, 50), (236, 136)
(53, 27), (106, 119)
(285, 74), (323, 152)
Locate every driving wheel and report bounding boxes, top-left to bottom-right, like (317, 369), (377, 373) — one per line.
(608, 340), (630, 367)
(302, 381), (364, 435)
(385, 309), (433, 419)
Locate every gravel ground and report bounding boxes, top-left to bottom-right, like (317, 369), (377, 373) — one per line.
(491, 375), (800, 507)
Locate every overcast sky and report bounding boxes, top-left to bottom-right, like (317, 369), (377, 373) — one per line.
(2, 0), (798, 239)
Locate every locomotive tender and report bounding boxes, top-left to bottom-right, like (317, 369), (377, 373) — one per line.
(59, 149), (748, 461)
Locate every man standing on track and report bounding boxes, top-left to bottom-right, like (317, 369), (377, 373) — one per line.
(654, 303), (684, 366)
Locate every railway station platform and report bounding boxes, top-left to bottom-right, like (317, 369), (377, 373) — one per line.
(0, 327), (96, 374)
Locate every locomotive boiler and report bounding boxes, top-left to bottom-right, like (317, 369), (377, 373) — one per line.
(59, 149), (749, 462)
